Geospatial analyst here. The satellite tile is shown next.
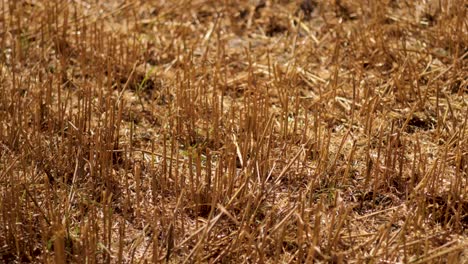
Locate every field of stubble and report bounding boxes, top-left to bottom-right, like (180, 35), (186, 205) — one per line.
(0, 0), (467, 263)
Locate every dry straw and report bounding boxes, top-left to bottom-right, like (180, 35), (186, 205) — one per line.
(0, 0), (466, 263)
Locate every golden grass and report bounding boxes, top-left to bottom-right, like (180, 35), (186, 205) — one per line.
(0, 0), (466, 263)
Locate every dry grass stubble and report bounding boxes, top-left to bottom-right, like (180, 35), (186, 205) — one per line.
(0, 0), (467, 263)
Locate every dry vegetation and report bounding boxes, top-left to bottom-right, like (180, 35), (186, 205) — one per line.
(0, 0), (467, 263)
